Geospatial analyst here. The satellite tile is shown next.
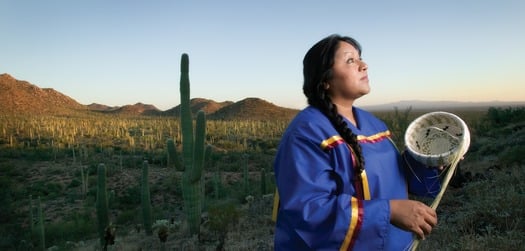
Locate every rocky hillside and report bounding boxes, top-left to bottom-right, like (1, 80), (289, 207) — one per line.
(208, 97), (299, 121)
(0, 73), (87, 115)
(165, 98), (234, 117)
(105, 103), (162, 116)
(86, 103), (118, 111)
(0, 73), (299, 120)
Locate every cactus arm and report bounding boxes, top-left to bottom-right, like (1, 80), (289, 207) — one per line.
(167, 138), (183, 171)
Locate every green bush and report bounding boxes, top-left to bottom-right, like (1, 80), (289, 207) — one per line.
(118, 185), (141, 208)
(207, 199), (241, 237)
(116, 208), (140, 225)
(499, 145), (525, 167)
(67, 178), (81, 189)
(421, 165), (525, 250)
(44, 213), (97, 247)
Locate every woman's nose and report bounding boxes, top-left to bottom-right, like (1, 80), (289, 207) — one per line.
(359, 60), (368, 71)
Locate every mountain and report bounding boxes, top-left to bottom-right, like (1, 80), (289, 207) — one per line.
(0, 73), (299, 120)
(208, 97), (299, 121)
(0, 73), (87, 115)
(2, 73), (523, 119)
(104, 103), (162, 116)
(87, 103), (118, 111)
(165, 98), (234, 117)
(86, 102), (163, 116)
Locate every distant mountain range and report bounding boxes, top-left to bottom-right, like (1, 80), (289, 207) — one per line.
(1, 73), (523, 119)
(0, 73), (298, 120)
(362, 100), (525, 111)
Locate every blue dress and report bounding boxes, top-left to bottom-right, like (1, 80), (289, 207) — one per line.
(273, 106), (440, 251)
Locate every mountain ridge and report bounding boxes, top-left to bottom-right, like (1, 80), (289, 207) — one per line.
(0, 73), (299, 120)
(362, 100), (525, 111)
(1, 73), (523, 118)
(0, 73), (87, 115)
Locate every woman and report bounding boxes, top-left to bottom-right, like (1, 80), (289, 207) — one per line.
(273, 34), (441, 250)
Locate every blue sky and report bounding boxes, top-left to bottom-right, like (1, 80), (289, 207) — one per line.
(1, 1), (524, 110)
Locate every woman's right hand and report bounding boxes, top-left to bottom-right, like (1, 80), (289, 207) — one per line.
(389, 200), (437, 240)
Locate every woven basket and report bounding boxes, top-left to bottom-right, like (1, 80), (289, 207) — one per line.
(404, 111), (470, 167)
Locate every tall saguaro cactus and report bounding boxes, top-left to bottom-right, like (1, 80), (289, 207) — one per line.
(37, 196), (45, 251)
(29, 195), (34, 240)
(179, 53), (207, 235)
(96, 164), (109, 246)
(141, 160), (153, 235)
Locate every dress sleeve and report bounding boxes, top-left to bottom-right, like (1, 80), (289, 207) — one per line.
(402, 151), (441, 198)
(274, 128), (391, 250)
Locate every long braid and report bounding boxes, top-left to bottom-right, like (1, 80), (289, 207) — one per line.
(319, 92), (366, 174)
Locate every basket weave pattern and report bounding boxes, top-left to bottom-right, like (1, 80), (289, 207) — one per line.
(405, 112), (470, 167)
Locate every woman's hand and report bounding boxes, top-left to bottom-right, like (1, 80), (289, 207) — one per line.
(390, 200), (437, 240)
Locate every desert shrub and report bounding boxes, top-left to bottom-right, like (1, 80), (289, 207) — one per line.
(375, 107), (413, 149)
(0, 162), (24, 177)
(0, 225), (25, 250)
(141, 149), (167, 166)
(0, 176), (16, 226)
(44, 212), (97, 247)
(46, 182), (64, 198)
(86, 180), (98, 199)
(206, 199), (241, 241)
(498, 145), (525, 167)
(28, 180), (64, 198)
(204, 176), (227, 199)
(226, 178), (261, 203)
(118, 185), (141, 208)
(420, 165), (525, 250)
(116, 208), (140, 225)
(476, 106), (525, 138)
(67, 178), (81, 189)
(486, 106), (525, 126)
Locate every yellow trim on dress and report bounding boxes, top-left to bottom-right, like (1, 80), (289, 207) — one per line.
(320, 135), (344, 150)
(272, 188), (280, 222)
(360, 170), (371, 200)
(340, 197), (360, 250)
(357, 130), (391, 142)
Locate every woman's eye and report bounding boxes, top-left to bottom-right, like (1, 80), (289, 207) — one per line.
(346, 58), (355, 64)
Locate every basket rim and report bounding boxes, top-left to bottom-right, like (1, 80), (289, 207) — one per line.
(404, 111), (470, 162)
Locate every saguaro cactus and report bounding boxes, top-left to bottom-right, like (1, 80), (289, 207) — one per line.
(29, 195), (34, 239)
(243, 154), (250, 196)
(37, 196), (45, 251)
(260, 167), (267, 196)
(141, 160), (153, 235)
(213, 166), (221, 200)
(96, 164), (109, 246)
(178, 53), (207, 235)
(80, 165), (89, 199)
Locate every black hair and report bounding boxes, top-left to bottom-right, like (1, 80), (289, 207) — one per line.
(302, 34), (365, 173)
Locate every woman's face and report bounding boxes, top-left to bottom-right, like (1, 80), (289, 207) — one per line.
(326, 41), (370, 103)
